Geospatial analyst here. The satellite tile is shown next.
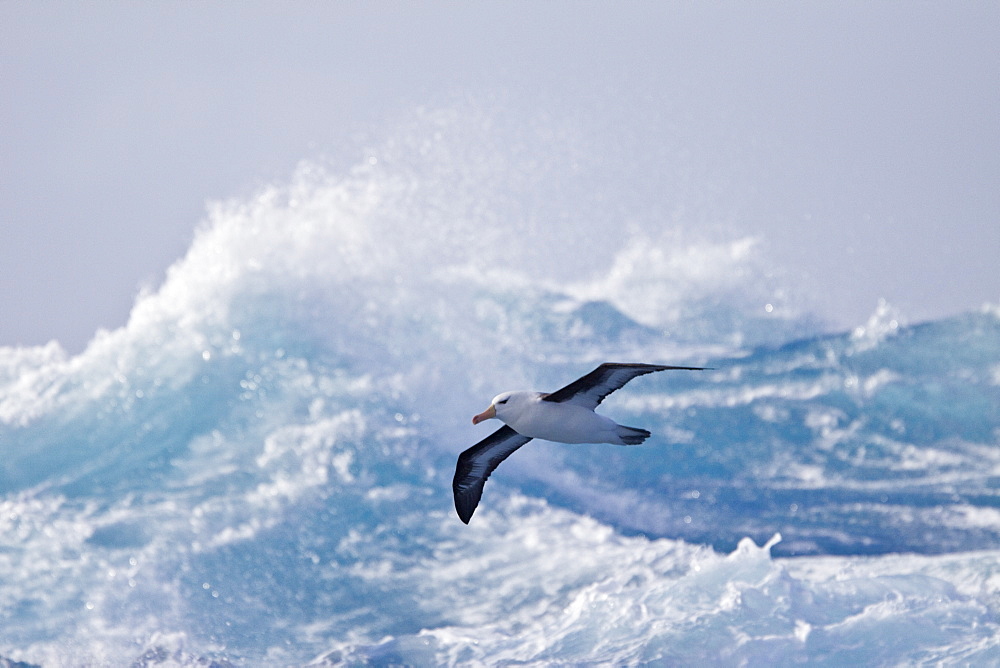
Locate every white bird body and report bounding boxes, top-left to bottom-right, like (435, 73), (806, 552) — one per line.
(453, 362), (710, 524)
(490, 391), (625, 444)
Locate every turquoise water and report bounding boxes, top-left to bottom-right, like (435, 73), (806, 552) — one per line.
(2, 123), (998, 665)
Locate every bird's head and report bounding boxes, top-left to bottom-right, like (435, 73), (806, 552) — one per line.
(471, 391), (521, 425)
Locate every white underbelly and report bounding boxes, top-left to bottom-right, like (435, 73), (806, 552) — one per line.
(509, 403), (619, 444)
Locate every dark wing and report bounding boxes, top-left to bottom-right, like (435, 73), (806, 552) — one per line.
(453, 425), (533, 524)
(542, 362), (709, 410)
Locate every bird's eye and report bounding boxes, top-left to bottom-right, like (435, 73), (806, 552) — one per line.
(497, 398), (508, 405)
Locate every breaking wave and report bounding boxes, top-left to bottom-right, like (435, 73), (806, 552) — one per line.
(1, 107), (998, 666)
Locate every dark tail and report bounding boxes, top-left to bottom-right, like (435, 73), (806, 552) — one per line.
(616, 425), (651, 445)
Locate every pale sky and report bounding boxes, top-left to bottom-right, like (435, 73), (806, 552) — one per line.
(3, 1), (998, 352)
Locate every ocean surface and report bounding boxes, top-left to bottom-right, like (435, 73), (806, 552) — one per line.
(2, 114), (999, 666)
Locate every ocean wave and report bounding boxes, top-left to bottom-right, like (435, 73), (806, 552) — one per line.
(1, 110), (997, 665)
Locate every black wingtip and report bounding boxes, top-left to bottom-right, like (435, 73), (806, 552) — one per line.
(453, 487), (477, 524)
(454, 497), (475, 524)
(453, 456), (481, 524)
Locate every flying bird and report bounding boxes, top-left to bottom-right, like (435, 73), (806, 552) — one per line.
(453, 362), (708, 524)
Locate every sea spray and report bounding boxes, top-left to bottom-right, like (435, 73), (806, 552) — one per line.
(1, 109), (998, 665)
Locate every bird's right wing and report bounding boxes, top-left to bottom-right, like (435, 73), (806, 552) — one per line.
(453, 425), (533, 524)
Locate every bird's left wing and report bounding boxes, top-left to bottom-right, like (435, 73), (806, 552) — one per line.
(542, 362), (708, 410)
(453, 425), (533, 524)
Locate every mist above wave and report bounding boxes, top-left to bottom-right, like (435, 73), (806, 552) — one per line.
(1, 103), (814, 441)
(2, 106), (996, 666)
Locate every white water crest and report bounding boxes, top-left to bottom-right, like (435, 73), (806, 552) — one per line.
(2, 107), (999, 666)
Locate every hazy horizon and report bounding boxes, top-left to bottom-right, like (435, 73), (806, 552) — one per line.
(3, 2), (998, 352)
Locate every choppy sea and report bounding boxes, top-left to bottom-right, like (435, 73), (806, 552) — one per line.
(2, 110), (998, 666)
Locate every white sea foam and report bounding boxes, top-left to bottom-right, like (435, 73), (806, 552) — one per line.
(1, 107), (998, 666)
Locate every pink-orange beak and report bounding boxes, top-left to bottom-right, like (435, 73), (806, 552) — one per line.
(472, 404), (497, 425)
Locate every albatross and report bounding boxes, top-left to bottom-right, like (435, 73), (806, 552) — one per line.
(453, 362), (708, 524)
